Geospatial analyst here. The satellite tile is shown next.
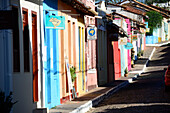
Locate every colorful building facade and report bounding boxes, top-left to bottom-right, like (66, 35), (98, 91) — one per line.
(84, 0), (98, 92)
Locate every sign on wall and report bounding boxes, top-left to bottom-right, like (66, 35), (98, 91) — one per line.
(46, 15), (65, 29)
(87, 27), (97, 40)
(65, 59), (73, 101)
(65, 59), (73, 90)
(132, 35), (137, 41)
(119, 37), (127, 45)
(124, 42), (133, 49)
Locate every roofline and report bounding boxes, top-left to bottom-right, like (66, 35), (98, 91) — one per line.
(123, 6), (146, 16)
(107, 3), (126, 8)
(150, 4), (170, 14)
(113, 12), (145, 25)
(116, 0), (128, 5)
(132, 0), (169, 18)
(115, 0), (169, 18)
(72, 0), (98, 16)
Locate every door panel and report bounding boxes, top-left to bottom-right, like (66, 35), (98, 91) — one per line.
(32, 12), (38, 102)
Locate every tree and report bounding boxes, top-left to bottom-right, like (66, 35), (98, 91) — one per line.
(146, 11), (163, 35)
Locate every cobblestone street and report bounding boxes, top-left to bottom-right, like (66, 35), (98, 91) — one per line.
(87, 44), (170, 113)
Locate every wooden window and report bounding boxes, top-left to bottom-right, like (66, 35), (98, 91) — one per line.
(32, 11), (38, 102)
(12, 7), (20, 72)
(22, 8), (30, 72)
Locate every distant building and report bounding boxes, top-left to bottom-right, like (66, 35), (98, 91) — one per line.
(153, 1), (170, 10)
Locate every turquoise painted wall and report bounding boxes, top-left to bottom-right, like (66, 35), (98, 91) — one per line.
(145, 22), (160, 44)
(43, 0), (60, 109)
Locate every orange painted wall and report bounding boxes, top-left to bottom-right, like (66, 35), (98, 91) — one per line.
(58, 0), (82, 103)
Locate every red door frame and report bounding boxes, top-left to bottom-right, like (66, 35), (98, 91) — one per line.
(112, 41), (121, 80)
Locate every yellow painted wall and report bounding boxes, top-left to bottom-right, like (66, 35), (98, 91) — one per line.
(77, 15), (86, 95)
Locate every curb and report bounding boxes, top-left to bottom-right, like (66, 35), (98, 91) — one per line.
(70, 79), (133, 113)
(70, 101), (92, 113)
(92, 80), (130, 106)
(146, 41), (170, 47)
(70, 81), (131, 113)
(71, 44), (162, 113)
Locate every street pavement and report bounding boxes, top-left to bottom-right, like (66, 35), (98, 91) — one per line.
(49, 41), (170, 113)
(86, 42), (170, 113)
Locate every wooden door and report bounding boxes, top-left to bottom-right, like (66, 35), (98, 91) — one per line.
(32, 12), (38, 102)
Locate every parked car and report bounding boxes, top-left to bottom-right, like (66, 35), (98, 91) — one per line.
(165, 65), (170, 91)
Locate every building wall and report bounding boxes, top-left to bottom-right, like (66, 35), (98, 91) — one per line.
(112, 41), (121, 80)
(43, 0), (60, 109)
(168, 22), (170, 40)
(120, 45), (126, 77)
(97, 28), (107, 85)
(0, 0), (12, 96)
(58, 0), (80, 102)
(11, 0), (42, 112)
(146, 18), (169, 44)
(77, 15), (86, 95)
(84, 0), (95, 10)
(97, 19), (108, 85)
(96, 1), (108, 85)
(125, 19), (132, 71)
(84, 0), (98, 91)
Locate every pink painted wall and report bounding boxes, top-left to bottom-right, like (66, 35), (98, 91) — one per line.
(125, 19), (132, 35)
(144, 36), (146, 50)
(127, 49), (131, 71)
(83, 0), (97, 91)
(125, 19), (132, 71)
(83, 0), (95, 10)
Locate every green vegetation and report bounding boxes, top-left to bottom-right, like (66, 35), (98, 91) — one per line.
(145, 0), (169, 5)
(146, 11), (163, 35)
(70, 66), (76, 83)
(137, 51), (141, 58)
(0, 91), (17, 113)
(124, 67), (128, 74)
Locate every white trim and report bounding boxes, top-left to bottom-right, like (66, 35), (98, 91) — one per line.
(87, 69), (97, 74)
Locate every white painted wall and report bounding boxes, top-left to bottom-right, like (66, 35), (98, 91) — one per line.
(10, 0), (44, 112)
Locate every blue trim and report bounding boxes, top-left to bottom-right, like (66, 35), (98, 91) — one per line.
(43, 0), (60, 109)
(78, 28), (80, 71)
(47, 29), (51, 104)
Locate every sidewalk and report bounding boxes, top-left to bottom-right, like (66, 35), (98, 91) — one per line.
(49, 41), (170, 113)
(146, 40), (170, 47)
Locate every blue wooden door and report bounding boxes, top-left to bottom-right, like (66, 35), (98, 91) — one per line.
(44, 13), (60, 109)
